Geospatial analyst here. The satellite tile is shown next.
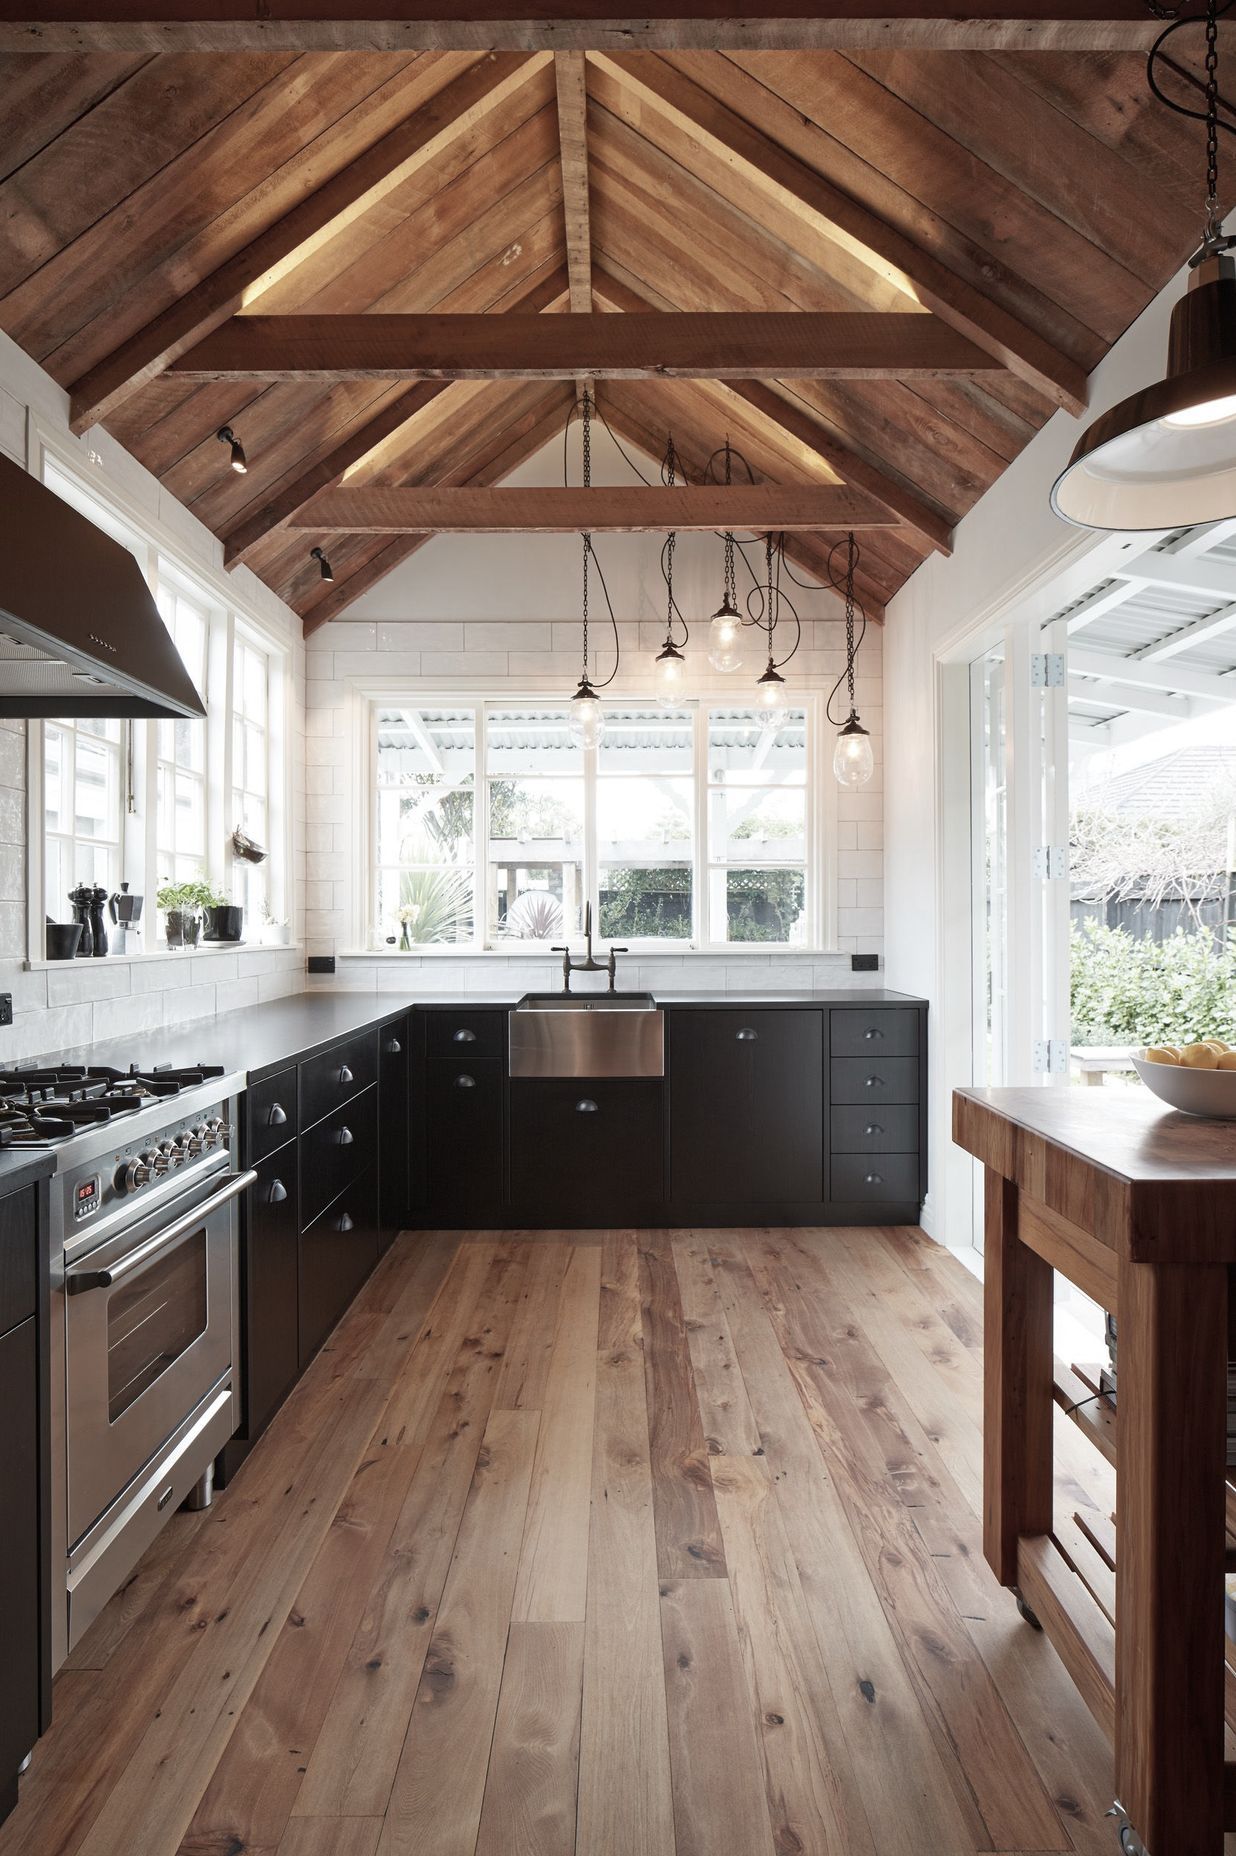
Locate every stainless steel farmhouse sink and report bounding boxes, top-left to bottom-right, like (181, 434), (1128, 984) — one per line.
(509, 992), (664, 1077)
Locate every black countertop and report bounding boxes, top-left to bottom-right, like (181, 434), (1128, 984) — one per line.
(11, 985), (928, 1092)
(0, 1146), (57, 1196)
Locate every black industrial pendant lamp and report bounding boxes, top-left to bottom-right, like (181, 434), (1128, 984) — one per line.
(653, 437), (689, 706)
(1053, 0), (1236, 529)
(708, 438), (744, 673)
(570, 389), (606, 749)
(827, 533), (874, 788)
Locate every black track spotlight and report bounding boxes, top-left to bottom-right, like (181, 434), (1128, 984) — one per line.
(216, 425), (247, 474)
(310, 546), (334, 583)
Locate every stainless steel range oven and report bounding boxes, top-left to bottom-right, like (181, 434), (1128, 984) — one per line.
(36, 1069), (252, 1668)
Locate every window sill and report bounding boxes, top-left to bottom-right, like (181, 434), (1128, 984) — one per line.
(336, 945), (843, 960)
(25, 941), (302, 972)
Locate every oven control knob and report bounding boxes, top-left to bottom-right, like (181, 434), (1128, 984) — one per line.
(117, 1156), (154, 1192)
(185, 1128), (207, 1156)
(163, 1141), (186, 1168)
(150, 1148), (172, 1176)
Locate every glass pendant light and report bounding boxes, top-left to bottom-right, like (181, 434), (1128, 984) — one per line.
(1053, 0), (1236, 529)
(568, 391), (606, 747)
(827, 532), (873, 787)
(654, 635), (687, 703)
(708, 440), (745, 672)
(754, 532), (790, 710)
(756, 659), (787, 709)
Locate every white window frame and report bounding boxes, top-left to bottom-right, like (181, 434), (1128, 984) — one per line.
(23, 416), (294, 964)
(359, 689), (829, 954)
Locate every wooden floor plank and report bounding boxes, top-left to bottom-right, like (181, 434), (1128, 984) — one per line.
(659, 1578), (777, 1856)
(0, 1227), (1121, 1856)
(639, 1235), (727, 1580)
(576, 1233), (677, 1856)
(376, 1406), (540, 1856)
(473, 1620), (584, 1856)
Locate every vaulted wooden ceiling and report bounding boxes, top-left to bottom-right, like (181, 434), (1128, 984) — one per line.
(0, 36), (1220, 630)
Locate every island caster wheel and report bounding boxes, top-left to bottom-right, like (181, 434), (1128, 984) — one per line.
(1014, 1590), (1042, 1631)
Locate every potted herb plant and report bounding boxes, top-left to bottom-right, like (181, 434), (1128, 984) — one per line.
(156, 876), (216, 949)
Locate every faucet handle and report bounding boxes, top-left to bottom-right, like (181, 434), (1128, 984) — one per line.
(551, 946), (570, 955)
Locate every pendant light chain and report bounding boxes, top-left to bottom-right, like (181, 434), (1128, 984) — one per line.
(666, 433), (677, 632)
(723, 438), (737, 612)
(1206, 0), (1223, 249)
(844, 532), (858, 716)
(581, 388), (591, 679)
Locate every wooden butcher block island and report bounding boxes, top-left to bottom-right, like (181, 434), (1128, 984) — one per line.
(954, 1085), (1236, 1856)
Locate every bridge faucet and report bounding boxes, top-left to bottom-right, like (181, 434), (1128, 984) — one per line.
(551, 903), (617, 994)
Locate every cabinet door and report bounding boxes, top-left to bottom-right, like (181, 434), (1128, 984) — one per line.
(426, 1061), (503, 1220)
(242, 1153), (300, 1445)
(509, 1080), (664, 1222)
(379, 1015), (411, 1251)
(669, 1009), (823, 1205)
(299, 1166), (378, 1368)
(0, 1316), (38, 1819)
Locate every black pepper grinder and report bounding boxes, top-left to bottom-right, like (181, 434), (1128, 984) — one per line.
(68, 884), (94, 958)
(86, 884), (109, 958)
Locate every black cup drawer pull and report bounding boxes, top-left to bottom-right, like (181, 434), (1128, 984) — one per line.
(452, 1028), (476, 1043)
(576, 1098), (598, 1113)
(455, 1073), (476, 1089)
(338, 1063), (354, 1085)
(735, 1027), (758, 1042)
(865, 1124), (884, 1137)
(863, 1027), (884, 1041)
(266, 1177), (288, 1204)
(336, 1211), (354, 1232)
(267, 1102), (288, 1126)
(384, 1037), (402, 1055)
(335, 1125), (354, 1146)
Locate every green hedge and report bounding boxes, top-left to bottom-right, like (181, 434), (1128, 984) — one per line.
(1070, 919), (1236, 1047)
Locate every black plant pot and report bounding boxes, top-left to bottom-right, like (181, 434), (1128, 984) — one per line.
(203, 904), (243, 943)
(46, 922), (83, 960)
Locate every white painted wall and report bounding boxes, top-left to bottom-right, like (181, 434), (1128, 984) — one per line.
(0, 330), (308, 1061)
(884, 251), (1190, 1245)
(306, 422), (888, 992)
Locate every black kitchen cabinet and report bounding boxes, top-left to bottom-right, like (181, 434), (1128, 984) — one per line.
(508, 1078), (664, 1224)
(299, 1165), (378, 1366)
(379, 1013), (411, 1251)
(669, 1008), (823, 1208)
(425, 1059), (504, 1222)
(0, 1183), (47, 1828)
(242, 1152), (300, 1446)
(300, 1086), (378, 1231)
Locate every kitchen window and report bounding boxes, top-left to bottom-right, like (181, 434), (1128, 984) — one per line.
(154, 577), (212, 886)
(43, 717), (124, 917)
(231, 632), (272, 920)
(369, 699), (816, 950)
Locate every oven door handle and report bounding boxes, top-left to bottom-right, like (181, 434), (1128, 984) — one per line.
(66, 1169), (258, 1295)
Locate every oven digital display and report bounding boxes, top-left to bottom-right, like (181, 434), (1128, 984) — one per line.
(74, 1176), (100, 1218)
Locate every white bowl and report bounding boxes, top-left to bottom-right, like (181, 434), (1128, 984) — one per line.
(1131, 1051), (1236, 1119)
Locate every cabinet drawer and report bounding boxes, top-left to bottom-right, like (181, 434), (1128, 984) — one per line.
(299, 1165), (378, 1367)
(509, 1079), (664, 1216)
(426, 1060), (503, 1218)
(830, 1105), (919, 1154)
(426, 1009), (506, 1062)
(300, 1084), (377, 1230)
(300, 1030), (378, 1130)
(829, 1057), (919, 1105)
(830, 1153), (921, 1203)
(242, 1151), (300, 1443)
(0, 1188), (36, 1337)
(830, 1008), (920, 1059)
(246, 1066), (297, 1163)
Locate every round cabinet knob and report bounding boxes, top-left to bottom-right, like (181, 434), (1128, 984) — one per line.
(863, 1027), (884, 1041)
(338, 1064), (354, 1085)
(452, 1028), (476, 1043)
(455, 1073), (476, 1089)
(865, 1124), (883, 1137)
(267, 1102), (287, 1126)
(735, 1027), (758, 1042)
(576, 1098), (598, 1113)
(267, 1178), (288, 1204)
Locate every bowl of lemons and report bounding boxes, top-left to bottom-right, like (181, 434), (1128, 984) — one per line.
(1132, 1040), (1236, 1118)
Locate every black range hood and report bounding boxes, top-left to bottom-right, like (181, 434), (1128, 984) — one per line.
(0, 452), (207, 720)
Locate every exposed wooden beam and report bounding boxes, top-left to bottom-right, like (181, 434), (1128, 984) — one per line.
(0, 7), (1164, 55)
(172, 311), (1000, 383)
(66, 50), (550, 433)
(588, 51), (1088, 415)
(222, 267), (570, 569)
(301, 390), (574, 634)
(289, 483), (900, 533)
(555, 52), (592, 315)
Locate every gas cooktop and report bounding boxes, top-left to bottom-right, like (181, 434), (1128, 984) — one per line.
(0, 1062), (229, 1147)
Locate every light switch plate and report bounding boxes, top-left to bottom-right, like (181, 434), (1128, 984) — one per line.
(0, 992), (11, 1026)
(851, 953), (879, 972)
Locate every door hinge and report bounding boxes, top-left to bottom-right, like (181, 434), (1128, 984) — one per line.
(1031, 651), (1066, 688)
(1032, 845), (1069, 879)
(1033, 1039), (1069, 1075)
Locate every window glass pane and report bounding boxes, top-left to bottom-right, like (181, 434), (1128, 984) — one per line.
(374, 708), (476, 946)
(708, 787), (806, 863)
(487, 707), (582, 777)
(487, 709), (583, 940)
(596, 769), (693, 941)
(714, 869), (807, 944)
(44, 725), (66, 834)
(708, 707), (807, 783)
(598, 706), (692, 773)
(75, 733), (117, 840)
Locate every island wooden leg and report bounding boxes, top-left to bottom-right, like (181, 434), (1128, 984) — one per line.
(983, 1168), (1053, 1588)
(1116, 1258), (1227, 1856)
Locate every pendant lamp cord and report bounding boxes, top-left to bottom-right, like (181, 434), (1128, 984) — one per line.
(581, 387), (590, 680)
(1146, 0), (1236, 257)
(825, 532), (868, 728)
